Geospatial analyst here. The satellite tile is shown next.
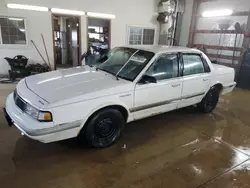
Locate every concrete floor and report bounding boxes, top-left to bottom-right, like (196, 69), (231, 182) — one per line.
(1, 84), (250, 188)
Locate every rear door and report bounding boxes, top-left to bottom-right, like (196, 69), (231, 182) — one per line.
(178, 53), (211, 109)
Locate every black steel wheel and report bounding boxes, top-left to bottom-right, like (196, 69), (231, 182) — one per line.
(82, 108), (124, 148)
(197, 87), (220, 113)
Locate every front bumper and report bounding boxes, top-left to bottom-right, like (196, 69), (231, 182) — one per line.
(5, 93), (82, 143)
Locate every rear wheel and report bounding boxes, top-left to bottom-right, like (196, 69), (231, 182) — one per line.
(197, 87), (220, 113)
(82, 108), (124, 148)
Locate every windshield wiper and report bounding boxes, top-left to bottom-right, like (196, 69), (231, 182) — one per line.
(116, 75), (132, 82)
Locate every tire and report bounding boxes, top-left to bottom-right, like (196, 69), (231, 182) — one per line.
(197, 87), (220, 113)
(82, 108), (125, 148)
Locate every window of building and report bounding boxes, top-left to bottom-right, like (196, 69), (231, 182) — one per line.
(182, 54), (205, 76)
(145, 54), (179, 81)
(128, 26), (155, 45)
(0, 17), (27, 45)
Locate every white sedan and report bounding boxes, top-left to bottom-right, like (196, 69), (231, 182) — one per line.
(4, 46), (236, 148)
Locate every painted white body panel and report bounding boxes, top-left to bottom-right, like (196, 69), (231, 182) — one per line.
(5, 46), (236, 143)
(133, 77), (182, 120)
(178, 73), (210, 109)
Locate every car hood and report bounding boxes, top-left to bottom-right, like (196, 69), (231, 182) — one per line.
(25, 66), (131, 104)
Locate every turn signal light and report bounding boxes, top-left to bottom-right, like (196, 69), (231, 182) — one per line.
(38, 111), (53, 122)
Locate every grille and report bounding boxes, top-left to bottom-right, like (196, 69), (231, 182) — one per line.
(13, 90), (26, 111)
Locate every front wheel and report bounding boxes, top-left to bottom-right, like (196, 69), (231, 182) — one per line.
(82, 108), (125, 148)
(197, 88), (220, 113)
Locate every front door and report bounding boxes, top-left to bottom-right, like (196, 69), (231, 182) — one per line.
(133, 54), (182, 120)
(178, 53), (211, 108)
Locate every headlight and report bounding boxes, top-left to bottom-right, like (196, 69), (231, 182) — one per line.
(24, 103), (52, 122)
(24, 103), (39, 119)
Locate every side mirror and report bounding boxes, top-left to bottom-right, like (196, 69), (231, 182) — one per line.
(139, 75), (157, 84)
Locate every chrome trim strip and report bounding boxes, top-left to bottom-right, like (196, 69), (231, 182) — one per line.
(130, 92), (205, 113)
(223, 84), (235, 89)
(119, 94), (132, 98)
(129, 98), (180, 113)
(182, 92), (205, 99)
(13, 121), (81, 136)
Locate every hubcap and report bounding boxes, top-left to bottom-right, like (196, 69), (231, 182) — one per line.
(95, 118), (117, 140)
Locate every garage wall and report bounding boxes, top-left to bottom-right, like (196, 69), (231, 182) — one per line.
(0, 0), (159, 75)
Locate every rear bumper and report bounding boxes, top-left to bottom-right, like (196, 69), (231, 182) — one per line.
(5, 93), (82, 143)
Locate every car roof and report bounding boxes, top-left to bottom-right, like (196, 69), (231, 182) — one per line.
(120, 45), (201, 54)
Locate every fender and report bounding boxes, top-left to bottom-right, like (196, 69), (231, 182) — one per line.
(79, 101), (132, 129)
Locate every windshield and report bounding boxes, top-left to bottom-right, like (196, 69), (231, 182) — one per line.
(96, 47), (155, 81)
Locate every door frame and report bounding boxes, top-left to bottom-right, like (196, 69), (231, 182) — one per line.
(51, 13), (82, 70)
(86, 17), (112, 51)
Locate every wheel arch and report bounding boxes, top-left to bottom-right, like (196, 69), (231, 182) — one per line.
(82, 104), (129, 130)
(202, 82), (223, 101)
(212, 83), (223, 93)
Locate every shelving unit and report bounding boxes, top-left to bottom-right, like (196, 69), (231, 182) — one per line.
(188, 0), (250, 78)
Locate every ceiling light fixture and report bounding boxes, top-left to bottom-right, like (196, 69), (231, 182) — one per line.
(8, 17), (24, 21)
(87, 12), (115, 19)
(7, 3), (49, 12)
(202, 9), (233, 17)
(51, 8), (85, 15)
(19, 28), (25, 32)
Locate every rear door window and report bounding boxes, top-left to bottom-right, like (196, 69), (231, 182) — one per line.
(182, 54), (205, 76)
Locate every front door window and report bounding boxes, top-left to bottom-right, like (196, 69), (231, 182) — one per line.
(144, 54), (179, 81)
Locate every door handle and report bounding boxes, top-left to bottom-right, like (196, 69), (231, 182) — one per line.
(172, 84), (180, 87)
(203, 79), (208, 81)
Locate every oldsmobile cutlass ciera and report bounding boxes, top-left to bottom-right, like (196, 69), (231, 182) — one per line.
(4, 46), (236, 147)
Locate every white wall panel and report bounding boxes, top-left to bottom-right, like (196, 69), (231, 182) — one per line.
(0, 0), (159, 74)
